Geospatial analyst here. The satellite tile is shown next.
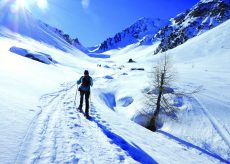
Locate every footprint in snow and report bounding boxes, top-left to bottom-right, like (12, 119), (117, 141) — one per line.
(70, 117), (76, 120)
(72, 144), (81, 150)
(66, 107), (72, 110)
(95, 114), (101, 119)
(118, 155), (125, 161)
(104, 75), (114, 79)
(71, 157), (80, 164)
(74, 123), (81, 127)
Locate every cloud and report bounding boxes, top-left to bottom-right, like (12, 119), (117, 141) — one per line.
(81, 0), (90, 9)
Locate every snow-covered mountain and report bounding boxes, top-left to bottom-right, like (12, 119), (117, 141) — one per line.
(154, 0), (230, 54)
(44, 24), (88, 53)
(0, 1), (85, 52)
(92, 0), (230, 53)
(98, 19), (230, 161)
(1, 19), (230, 163)
(0, 0), (230, 163)
(92, 17), (168, 52)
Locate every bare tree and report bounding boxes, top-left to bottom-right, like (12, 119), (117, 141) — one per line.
(143, 54), (201, 131)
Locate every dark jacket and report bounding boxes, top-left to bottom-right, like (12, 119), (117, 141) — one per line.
(77, 76), (93, 92)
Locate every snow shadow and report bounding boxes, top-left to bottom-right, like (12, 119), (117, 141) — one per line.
(117, 96), (134, 107)
(9, 46), (57, 64)
(174, 95), (183, 107)
(87, 53), (110, 58)
(104, 75), (114, 79)
(158, 130), (229, 163)
(90, 118), (157, 164)
(104, 65), (111, 68)
(149, 87), (174, 95)
(99, 93), (116, 111)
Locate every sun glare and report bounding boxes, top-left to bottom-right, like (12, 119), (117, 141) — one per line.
(16, 0), (27, 8)
(14, 0), (48, 10)
(37, 0), (48, 10)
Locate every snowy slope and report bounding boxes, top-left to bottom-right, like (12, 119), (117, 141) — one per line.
(92, 0), (230, 54)
(0, 1), (85, 52)
(0, 28), (95, 163)
(96, 19), (230, 161)
(154, 0), (230, 54)
(1, 28), (226, 164)
(92, 17), (168, 52)
(0, 1), (230, 163)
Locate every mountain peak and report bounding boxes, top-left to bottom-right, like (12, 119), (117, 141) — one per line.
(91, 17), (168, 52)
(0, 1), (85, 52)
(91, 0), (229, 53)
(153, 0), (230, 54)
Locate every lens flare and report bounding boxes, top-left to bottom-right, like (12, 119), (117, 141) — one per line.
(16, 0), (27, 8)
(37, 0), (48, 9)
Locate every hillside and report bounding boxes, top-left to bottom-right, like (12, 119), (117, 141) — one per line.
(91, 17), (167, 52)
(1, 22), (229, 163)
(154, 0), (230, 54)
(101, 19), (230, 161)
(0, 0), (229, 163)
(92, 0), (230, 53)
(0, 2), (85, 52)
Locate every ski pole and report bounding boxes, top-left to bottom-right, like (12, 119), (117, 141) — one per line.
(74, 84), (78, 108)
(90, 89), (92, 105)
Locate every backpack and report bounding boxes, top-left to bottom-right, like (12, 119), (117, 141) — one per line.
(82, 76), (90, 87)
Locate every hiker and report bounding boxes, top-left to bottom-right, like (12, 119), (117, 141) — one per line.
(77, 70), (93, 118)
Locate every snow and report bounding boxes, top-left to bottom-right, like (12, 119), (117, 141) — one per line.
(0, 4), (84, 52)
(92, 17), (168, 52)
(88, 19), (230, 161)
(0, 2), (230, 163)
(9, 46), (57, 64)
(112, 19), (230, 161)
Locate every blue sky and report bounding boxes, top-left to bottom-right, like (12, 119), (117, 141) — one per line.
(31, 0), (199, 47)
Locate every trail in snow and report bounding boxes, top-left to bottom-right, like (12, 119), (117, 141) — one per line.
(15, 82), (139, 164)
(162, 94), (230, 161)
(158, 130), (230, 163)
(194, 96), (230, 148)
(14, 80), (230, 163)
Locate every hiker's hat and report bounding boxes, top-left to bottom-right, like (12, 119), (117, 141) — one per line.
(84, 70), (89, 75)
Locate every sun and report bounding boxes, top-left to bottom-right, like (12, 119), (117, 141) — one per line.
(37, 0), (48, 10)
(16, 0), (27, 8)
(15, 0), (48, 10)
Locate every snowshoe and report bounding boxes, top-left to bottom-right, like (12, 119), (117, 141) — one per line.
(77, 107), (83, 113)
(84, 114), (90, 119)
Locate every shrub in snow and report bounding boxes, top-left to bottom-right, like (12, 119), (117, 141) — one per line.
(150, 87), (174, 95)
(130, 68), (144, 71)
(140, 54), (201, 131)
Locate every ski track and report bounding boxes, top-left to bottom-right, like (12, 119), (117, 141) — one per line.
(194, 96), (230, 149)
(15, 82), (138, 164)
(15, 81), (230, 164)
(169, 95), (230, 162)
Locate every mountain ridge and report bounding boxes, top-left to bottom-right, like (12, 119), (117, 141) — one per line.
(91, 17), (168, 52)
(0, 2), (85, 52)
(91, 0), (230, 53)
(153, 0), (230, 54)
